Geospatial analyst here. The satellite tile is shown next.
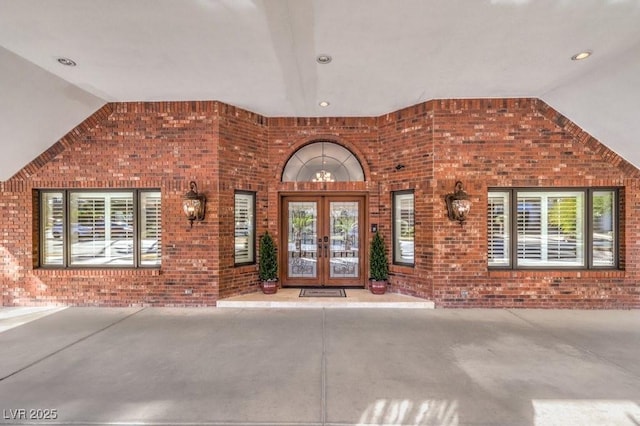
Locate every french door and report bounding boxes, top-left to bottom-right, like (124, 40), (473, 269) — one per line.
(281, 195), (365, 287)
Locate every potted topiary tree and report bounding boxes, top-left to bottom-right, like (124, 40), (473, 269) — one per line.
(369, 231), (389, 294)
(259, 231), (278, 294)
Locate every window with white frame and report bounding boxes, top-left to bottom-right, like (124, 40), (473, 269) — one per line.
(488, 191), (510, 267)
(393, 190), (415, 266)
(234, 191), (256, 265)
(488, 188), (618, 269)
(40, 190), (161, 267)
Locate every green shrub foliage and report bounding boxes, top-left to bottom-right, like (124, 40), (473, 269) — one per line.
(369, 231), (389, 281)
(259, 232), (278, 281)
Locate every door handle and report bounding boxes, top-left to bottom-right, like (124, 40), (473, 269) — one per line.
(318, 244), (323, 258)
(324, 244), (328, 258)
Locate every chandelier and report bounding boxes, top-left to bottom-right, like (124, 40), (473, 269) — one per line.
(312, 169), (335, 182)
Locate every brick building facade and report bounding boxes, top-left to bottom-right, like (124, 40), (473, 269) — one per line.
(1, 98), (638, 307)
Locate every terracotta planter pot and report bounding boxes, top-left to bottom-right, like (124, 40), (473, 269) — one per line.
(369, 279), (388, 295)
(261, 280), (278, 294)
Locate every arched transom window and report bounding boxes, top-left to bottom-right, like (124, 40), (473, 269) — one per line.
(282, 141), (365, 182)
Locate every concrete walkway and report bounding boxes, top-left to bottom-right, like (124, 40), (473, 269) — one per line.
(0, 307), (638, 426)
(217, 288), (435, 309)
(0, 307), (67, 333)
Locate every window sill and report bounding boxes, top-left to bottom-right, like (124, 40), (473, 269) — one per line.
(33, 268), (161, 276)
(391, 264), (415, 274)
(488, 269), (624, 279)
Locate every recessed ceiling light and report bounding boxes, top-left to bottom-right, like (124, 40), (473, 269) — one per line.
(319, 101), (330, 107)
(316, 54), (332, 64)
(571, 51), (592, 61)
(57, 57), (77, 66)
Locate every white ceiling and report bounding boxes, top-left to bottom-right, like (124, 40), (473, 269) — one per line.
(1, 0), (639, 181)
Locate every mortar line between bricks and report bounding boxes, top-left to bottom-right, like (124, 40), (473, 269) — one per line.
(505, 309), (640, 379)
(0, 307), (147, 383)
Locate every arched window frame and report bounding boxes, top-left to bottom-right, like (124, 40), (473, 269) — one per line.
(282, 141), (365, 182)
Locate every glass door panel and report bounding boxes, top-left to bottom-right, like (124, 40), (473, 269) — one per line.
(287, 201), (318, 279)
(282, 195), (364, 287)
(329, 201), (359, 279)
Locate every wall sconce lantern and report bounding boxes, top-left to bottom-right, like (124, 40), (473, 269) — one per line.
(445, 181), (472, 224)
(182, 181), (206, 227)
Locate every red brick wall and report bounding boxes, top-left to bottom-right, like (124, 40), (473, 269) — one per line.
(431, 99), (639, 307)
(377, 104), (435, 299)
(217, 104), (269, 298)
(2, 98), (639, 308)
(2, 102), (222, 306)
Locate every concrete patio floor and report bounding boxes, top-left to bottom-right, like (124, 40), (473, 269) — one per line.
(0, 307), (638, 426)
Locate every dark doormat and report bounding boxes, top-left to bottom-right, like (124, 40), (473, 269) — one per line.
(299, 288), (347, 298)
